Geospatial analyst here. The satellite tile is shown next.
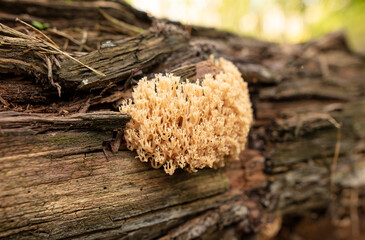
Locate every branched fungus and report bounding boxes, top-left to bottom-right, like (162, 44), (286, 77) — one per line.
(120, 58), (253, 175)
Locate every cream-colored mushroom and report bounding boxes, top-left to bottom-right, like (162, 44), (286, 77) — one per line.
(120, 58), (253, 175)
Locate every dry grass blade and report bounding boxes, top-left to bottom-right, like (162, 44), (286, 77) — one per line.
(98, 8), (145, 36)
(45, 42), (106, 77)
(12, 20), (106, 77)
(16, 18), (59, 48)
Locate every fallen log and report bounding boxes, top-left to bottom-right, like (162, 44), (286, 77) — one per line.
(0, 0), (365, 239)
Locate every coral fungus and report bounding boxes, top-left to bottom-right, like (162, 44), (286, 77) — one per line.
(120, 58), (253, 175)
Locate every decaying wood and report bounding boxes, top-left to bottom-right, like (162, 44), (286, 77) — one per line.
(0, 111), (130, 132)
(0, 110), (265, 239)
(1, 0), (365, 239)
(0, 23), (188, 92)
(58, 28), (189, 91)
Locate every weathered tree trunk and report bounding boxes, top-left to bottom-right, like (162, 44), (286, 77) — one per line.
(1, 0), (364, 239)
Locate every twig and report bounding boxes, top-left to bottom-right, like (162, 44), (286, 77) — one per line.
(78, 98), (91, 113)
(319, 54), (330, 79)
(0, 95), (9, 107)
(47, 28), (93, 52)
(63, 38), (69, 50)
(328, 116), (342, 226)
(45, 56), (62, 97)
(79, 29), (89, 52)
(350, 188), (360, 237)
(110, 129), (124, 153)
(52, 54), (61, 69)
(330, 126), (341, 192)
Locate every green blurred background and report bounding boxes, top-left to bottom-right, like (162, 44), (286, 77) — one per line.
(127, 0), (365, 53)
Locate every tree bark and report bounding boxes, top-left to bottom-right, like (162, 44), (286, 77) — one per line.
(0, 0), (365, 239)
